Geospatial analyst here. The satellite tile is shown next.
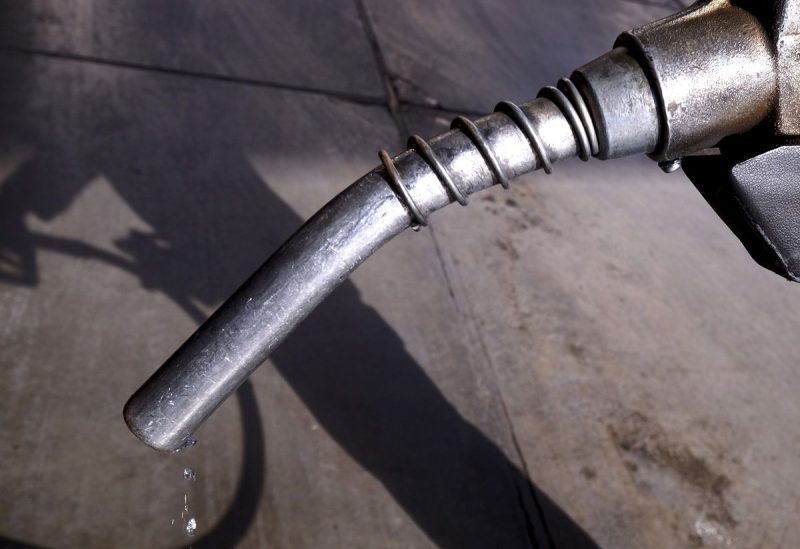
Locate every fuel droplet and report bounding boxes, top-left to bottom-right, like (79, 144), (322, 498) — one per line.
(185, 517), (197, 537)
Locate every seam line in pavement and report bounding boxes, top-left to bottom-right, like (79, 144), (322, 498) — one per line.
(353, 0), (408, 135)
(461, 286), (557, 549)
(0, 43), (385, 106)
(0, 43), (483, 117)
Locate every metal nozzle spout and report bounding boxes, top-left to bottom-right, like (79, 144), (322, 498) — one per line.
(123, 97), (591, 449)
(123, 79), (617, 450)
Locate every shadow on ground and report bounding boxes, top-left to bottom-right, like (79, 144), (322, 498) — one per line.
(0, 35), (597, 549)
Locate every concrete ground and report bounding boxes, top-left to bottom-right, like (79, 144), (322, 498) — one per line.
(1, 0), (798, 547)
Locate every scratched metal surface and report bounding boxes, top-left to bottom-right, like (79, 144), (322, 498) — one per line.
(1, 0), (798, 548)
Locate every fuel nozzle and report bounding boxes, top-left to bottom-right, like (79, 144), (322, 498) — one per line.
(125, 0), (794, 451)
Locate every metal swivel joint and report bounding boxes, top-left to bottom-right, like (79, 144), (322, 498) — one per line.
(125, 0), (788, 452)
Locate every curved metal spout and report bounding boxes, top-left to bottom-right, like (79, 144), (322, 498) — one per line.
(124, 86), (603, 451)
